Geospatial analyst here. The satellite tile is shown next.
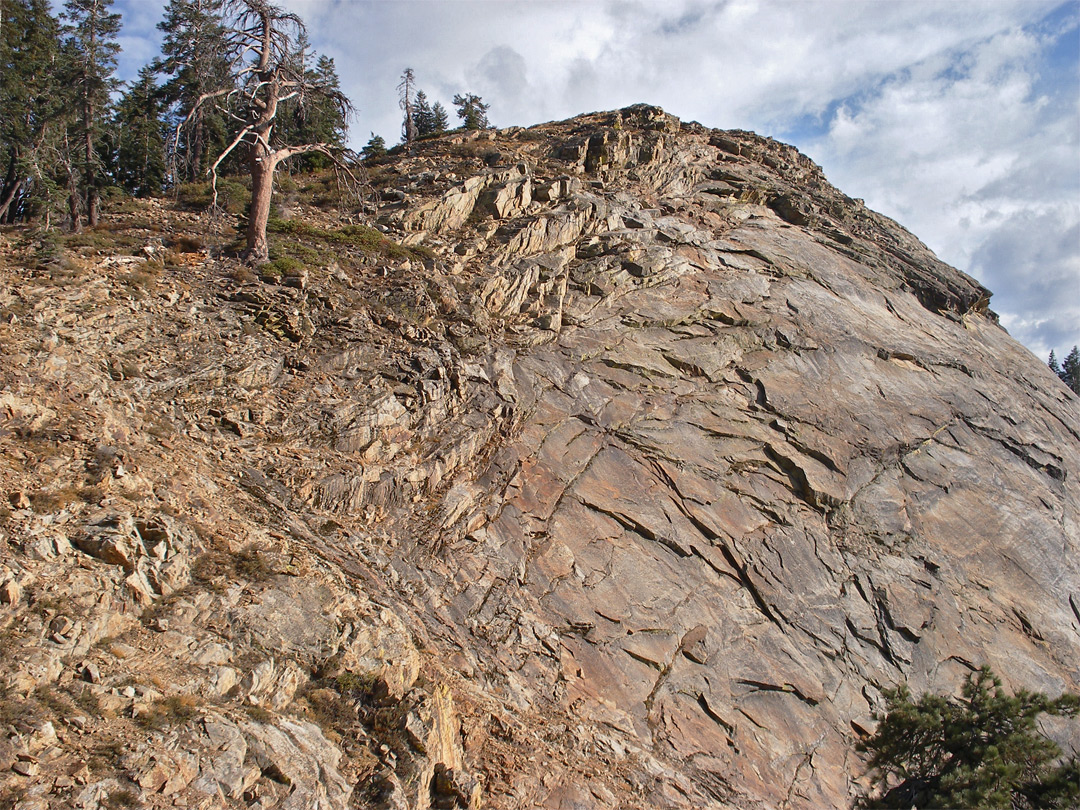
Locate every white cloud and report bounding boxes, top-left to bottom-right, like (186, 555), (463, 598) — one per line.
(113, 0), (163, 85)
(805, 20), (1079, 357)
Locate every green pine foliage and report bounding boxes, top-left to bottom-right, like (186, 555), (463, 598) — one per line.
(113, 66), (168, 196)
(307, 56), (348, 145)
(431, 101), (449, 134)
(274, 37), (347, 172)
(361, 133), (387, 161)
(413, 90), (433, 136)
(1048, 347), (1080, 394)
(453, 93), (490, 130)
(154, 0), (233, 183)
(858, 667), (1079, 809)
(1061, 346), (1080, 395)
(0, 0), (65, 223)
(61, 0), (122, 228)
(1049, 350), (1063, 376)
(412, 90), (449, 138)
(295, 55), (348, 169)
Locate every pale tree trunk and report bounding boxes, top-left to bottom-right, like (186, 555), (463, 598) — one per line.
(83, 21), (98, 228)
(67, 174), (82, 232)
(242, 29), (281, 265)
(64, 134), (82, 232)
(245, 143), (278, 263)
(242, 140), (345, 264)
(84, 100), (98, 228)
(0, 150), (23, 222)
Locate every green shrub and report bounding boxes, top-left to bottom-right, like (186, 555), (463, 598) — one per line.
(266, 218), (427, 262)
(858, 666), (1079, 809)
(174, 182), (213, 210)
(175, 178), (249, 214)
(270, 241), (321, 266)
(275, 174), (298, 194)
(262, 256), (302, 278)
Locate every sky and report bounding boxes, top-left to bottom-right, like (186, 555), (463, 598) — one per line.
(112, 0), (1080, 361)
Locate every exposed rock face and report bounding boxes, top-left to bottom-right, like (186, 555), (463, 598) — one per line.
(0, 105), (1076, 810)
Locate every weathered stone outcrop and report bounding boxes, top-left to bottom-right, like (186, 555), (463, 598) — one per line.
(0, 106), (1075, 810)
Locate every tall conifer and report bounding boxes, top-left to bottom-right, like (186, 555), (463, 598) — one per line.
(431, 101), (449, 134)
(412, 90), (448, 138)
(0, 0), (62, 223)
(114, 66), (168, 196)
(413, 90), (433, 137)
(274, 37), (346, 171)
(61, 0), (121, 229)
(1062, 346), (1080, 394)
(453, 93), (490, 130)
(1049, 350), (1062, 376)
(398, 67), (417, 147)
(155, 0), (232, 183)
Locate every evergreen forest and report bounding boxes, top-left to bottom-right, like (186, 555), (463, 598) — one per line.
(0, 0), (484, 262)
(1049, 347), (1080, 395)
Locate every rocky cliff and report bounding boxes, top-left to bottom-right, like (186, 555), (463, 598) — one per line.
(0, 105), (1077, 810)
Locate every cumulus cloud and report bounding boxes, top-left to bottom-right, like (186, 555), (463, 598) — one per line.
(805, 18), (1079, 357)
(467, 46), (530, 118)
(112, 0), (1078, 358)
(113, 0), (163, 85)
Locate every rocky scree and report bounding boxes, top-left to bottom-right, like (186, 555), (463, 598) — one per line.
(0, 104), (1076, 810)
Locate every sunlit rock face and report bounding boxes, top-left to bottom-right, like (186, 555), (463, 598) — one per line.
(0, 105), (1075, 810)
(377, 105), (1078, 808)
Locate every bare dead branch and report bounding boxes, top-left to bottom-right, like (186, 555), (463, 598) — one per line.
(207, 125), (255, 208)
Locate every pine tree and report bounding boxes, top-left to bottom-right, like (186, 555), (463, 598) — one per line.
(154, 0), (232, 184)
(413, 91), (449, 138)
(1049, 350), (1062, 376)
(287, 54), (347, 170)
(398, 67), (417, 147)
(309, 56), (347, 145)
(431, 101), (449, 135)
(858, 667), (1079, 809)
(0, 0), (63, 223)
(61, 0), (121, 229)
(413, 90), (433, 137)
(1061, 346), (1080, 395)
(453, 93), (489, 130)
(272, 40), (348, 173)
(361, 133), (386, 161)
(114, 65), (168, 196)
(185, 0), (353, 263)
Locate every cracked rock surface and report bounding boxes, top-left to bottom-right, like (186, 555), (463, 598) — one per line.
(0, 105), (1077, 809)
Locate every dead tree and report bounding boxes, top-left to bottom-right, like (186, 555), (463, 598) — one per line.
(398, 67), (416, 150)
(183, 0), (353, 263)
